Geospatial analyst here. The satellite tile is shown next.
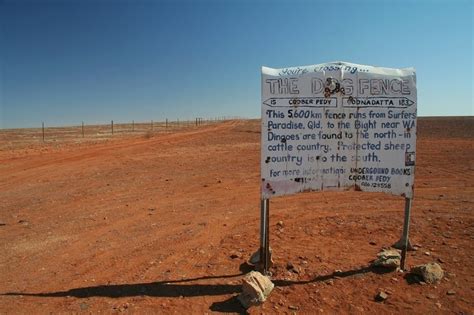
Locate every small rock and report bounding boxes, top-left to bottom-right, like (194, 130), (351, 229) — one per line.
(79, 302), (89, 310)
(424, 251), (431, 256)
(286, 262), (300, 274)
(288, 305), (299, 310)
(447, 290), (456, 296)
(372, 249), (401, 268)
(249, 250), (260, 265)
(238, 271), (274, 309)
(114, 303), (130, 312)
(437, 258), (445, 263)
(277, 221), (284, 228)
(426, 294), (437, 300)
(230, 253), (240, 259)
(411, 263), (444, 284)
(369, 240), (377, 245)
(375, 291), (388, 302)
(248, 248), (273, 266)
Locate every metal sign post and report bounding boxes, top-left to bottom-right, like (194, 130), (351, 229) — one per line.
(259, 198), (271, 275)
(395, 197), (413, 270)
(257, 62), (417, 276)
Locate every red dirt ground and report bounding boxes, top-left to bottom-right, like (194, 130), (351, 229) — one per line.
(0, 118), (473, 314)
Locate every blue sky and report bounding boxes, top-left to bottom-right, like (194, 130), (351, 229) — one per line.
(1, 0), (472, 128)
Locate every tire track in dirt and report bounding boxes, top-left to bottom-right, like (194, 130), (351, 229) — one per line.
(0, 121), (239, 190)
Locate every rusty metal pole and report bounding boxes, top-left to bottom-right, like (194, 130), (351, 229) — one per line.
(399, 197), (412, 270)
(42, 122), (45, 142)
(260, 198), (270, 275)
(111, 120), (114, 135)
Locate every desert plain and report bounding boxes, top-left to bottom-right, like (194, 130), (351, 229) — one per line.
(0, 117), (473, 314)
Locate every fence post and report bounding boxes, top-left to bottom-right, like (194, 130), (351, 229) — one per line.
(42, 122), (45, 142)
(111, 120), (114, 135)
(132, 120), (134, 132)
(151, 120), (153, 131)
(166, 118), (168, 129)
(82, 121), (84, 138)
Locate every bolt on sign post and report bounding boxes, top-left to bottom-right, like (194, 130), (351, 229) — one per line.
(259, 61), (417, 274)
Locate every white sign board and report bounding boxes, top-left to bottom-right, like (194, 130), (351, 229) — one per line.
(261, 61), (417, 199)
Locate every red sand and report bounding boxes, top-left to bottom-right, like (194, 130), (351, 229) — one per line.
(0, 118), (473, 314)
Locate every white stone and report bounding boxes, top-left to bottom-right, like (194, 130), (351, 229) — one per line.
(238, 271), (274, 308)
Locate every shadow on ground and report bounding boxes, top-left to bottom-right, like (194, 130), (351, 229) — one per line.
(2, 264), (396, 313)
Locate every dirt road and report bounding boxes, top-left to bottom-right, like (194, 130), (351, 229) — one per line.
(0, 118), (473, 314)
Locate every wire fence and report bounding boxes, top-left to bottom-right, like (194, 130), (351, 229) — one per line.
(0, 116), (243, 147)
